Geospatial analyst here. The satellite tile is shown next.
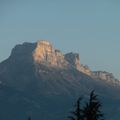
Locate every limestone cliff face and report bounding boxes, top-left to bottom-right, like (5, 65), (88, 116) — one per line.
(65, 53), (92, 76)
(80, 65), (92, 76)
(92, 71), (119, 83)
(33, 40), (68, 68)
(32, 40), (119, 83)
(93, 71), (110, 80)
(33, 41), (92, 76)
(65, 52), (81, 70)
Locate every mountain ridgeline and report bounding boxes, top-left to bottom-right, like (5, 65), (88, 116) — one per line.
(34, 40), (119, 84)
(0, 40), (120, 120)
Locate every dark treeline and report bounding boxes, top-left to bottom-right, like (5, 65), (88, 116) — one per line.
(27, 91), (104, 120)
(28, 116), (31, 120)
(68, 90), (104, 120)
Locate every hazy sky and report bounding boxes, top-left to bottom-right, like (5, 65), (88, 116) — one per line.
(0, 0), (120, 79)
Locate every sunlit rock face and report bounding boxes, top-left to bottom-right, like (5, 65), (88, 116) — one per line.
(80, 65), (92, 76)
(92, 71), (119, 83)
(33, 40), (55, 64)
(93, 71), (110, 80)
(33, 40), (119, 83)
(33, 40), (68, 68)
(33, 41), (93, 75)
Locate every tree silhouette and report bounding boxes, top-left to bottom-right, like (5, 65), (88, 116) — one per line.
(28, 116), (31, 120)
(83, 90), (104, 120)
(68, 97), (83, 120)
(68, 91), (104, 120)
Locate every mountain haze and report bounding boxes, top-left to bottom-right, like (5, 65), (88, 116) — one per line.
(0, 40), (120, 120)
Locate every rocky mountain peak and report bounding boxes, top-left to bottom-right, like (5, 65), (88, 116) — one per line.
(8, 40), (119, 83)
(33, 40), (68, 68)
(65, 52), (81, 70)
(33, 40), (54, 63)
(37, 40), (52, 46)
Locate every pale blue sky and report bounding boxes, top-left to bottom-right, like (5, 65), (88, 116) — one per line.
(0, 0), (120, 79)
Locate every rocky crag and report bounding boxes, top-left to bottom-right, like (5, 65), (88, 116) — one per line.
(33, 40), (119, 84)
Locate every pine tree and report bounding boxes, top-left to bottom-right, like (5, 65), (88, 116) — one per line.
(83, 90), (104, 120)
(68, 97), (83, 120)
(28, 116), (31, 120)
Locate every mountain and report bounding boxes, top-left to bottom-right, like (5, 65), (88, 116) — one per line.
(0, 40), (120, 120)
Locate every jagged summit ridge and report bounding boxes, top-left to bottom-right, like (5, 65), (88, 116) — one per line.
(32, 40), (119, 83)
(33, 40), (68, 68)
(9, 40), (119, 83)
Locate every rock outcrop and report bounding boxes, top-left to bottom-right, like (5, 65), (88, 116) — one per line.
(33, 40), (68, 68)
(65, 52), (81, 70)
(92, 71), (119, 84)
(80, 65), (92, 76)
(64, 53), (92, 76)
(33, 40), (119, 83)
